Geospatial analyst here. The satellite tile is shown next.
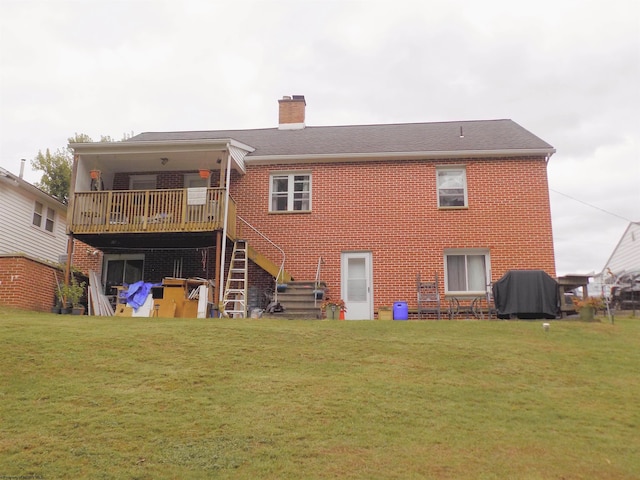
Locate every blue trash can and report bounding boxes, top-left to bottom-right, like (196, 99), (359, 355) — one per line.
(393, 301), (409, 320)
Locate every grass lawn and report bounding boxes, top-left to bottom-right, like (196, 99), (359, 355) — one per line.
(0, 308), (638, 479)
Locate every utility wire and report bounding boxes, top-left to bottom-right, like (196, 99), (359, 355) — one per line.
(549, 188), (633, 222)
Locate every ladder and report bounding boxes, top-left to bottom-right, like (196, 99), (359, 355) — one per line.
(222, 240), (248, 317)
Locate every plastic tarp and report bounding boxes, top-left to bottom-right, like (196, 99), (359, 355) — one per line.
(492, 270), (559, 319)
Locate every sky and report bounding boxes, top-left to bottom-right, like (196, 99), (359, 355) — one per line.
(1, 0), (638, 276)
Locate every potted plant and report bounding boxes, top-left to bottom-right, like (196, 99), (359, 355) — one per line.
(320, 299), (346, 320)
(573, 296), (603, 322)
(60, 276), (86, 315)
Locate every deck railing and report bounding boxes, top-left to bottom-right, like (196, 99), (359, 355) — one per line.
(71, 188), (235, 236)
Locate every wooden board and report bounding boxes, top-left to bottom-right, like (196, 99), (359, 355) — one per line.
(115, 304), (133, 317)
(153, 299), (177, 318)
(182, 300), (199, 318)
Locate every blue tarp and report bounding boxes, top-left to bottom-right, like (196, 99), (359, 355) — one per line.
(124, 281), (161, 309)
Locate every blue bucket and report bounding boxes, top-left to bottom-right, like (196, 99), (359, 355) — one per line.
(393, 301), (409, 320)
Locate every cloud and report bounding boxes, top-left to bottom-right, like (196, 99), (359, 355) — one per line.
(0, 0), (638, 276)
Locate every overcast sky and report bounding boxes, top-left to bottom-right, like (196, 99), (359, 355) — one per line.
(1, 0), (638, 276)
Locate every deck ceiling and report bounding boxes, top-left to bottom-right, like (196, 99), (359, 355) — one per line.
(75, 232), (222, 251)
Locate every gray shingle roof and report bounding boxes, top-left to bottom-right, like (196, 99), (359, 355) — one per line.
(127, 119), (554, 157)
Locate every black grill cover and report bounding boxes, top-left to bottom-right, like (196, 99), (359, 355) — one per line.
(492, 270), (559, 319)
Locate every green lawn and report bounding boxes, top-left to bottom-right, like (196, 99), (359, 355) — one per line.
(1, 308), (638, 479)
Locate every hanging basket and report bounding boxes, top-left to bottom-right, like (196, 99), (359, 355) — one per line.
(199, 169), (210, 179)
(90, 169), (101, 180)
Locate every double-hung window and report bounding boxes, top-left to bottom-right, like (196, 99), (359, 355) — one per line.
(444, 249), (490, 294)
(129, 175), (157, 190)
(270, 172), (311, 212)
(32, 201), (55, 233)
(32, 202), (43, 228)
(437, 166), (467, 208)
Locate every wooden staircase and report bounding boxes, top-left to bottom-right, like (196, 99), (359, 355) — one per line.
(267, 281), (327, 319)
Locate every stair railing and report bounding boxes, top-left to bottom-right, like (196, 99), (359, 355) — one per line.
(237, 215), (286, 303)
(314, 256), (324, 308)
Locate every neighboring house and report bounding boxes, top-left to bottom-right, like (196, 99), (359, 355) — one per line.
(67, 95), (557, 319)
(590, 221), (640, 298)
(0, 165), (101, 311)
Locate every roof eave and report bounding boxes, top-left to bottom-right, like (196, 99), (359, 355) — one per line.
(245, 148), (557, 165)
(69, 138), (255, 155)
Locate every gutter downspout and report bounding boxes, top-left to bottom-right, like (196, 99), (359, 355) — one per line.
(218, 147), (233, 306)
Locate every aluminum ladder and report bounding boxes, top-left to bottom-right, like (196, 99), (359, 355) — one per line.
(222, 239), (248, 317)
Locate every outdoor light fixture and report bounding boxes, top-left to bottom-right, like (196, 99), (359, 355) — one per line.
(160, 157), (169, 165)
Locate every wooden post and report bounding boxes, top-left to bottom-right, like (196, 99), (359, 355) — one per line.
(64, 234), (75, 287)
(214, 230), (222, 305)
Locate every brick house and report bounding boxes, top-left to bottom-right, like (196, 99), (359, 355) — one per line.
(67, 95), (556, 319)
(0, 165), (102, 311)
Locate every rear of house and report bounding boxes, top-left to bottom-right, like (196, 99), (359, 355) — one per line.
(67, 95), (556, 319)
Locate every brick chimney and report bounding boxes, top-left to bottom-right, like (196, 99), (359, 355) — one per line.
(278, 95), (306, 130)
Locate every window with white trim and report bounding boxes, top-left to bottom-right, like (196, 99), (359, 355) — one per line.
(32, 201), (43, 227)
(270, 173), (311, 212)
(444, 249), (490, 294)
(129, 175), (157, 190)
(184, 174), (209, 188)
(437, 167), (467, 208)
(44, 207), (55, 232)
(32, 201), (55, 233)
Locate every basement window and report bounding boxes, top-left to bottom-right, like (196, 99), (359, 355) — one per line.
(270, 172), (311, 212)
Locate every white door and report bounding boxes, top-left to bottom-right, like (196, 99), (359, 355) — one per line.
(341, 252), (373, 320)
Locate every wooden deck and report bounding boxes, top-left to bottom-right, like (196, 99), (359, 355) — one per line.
(70, 188), (236, 237)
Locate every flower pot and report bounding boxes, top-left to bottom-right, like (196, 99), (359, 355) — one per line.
(325, 305), (340, 320)
(71, 306), (85, 315)
(579, 306), (595, 322)
(90, 169), (101, 180)
(199, 169), (210, 179)
(51, 305), (62, 314)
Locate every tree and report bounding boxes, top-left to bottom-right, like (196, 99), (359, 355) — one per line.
(30, 132), (132, 204)
(31, 147), (74, 204)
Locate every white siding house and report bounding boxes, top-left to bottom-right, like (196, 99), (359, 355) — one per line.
(590, 221), (640, 296)
(0, 166), (67, 263)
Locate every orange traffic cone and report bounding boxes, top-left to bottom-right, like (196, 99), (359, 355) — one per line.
(339, 309), (345, 320)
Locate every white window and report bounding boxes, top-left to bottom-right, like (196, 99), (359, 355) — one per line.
(32, 201), (55, 233)
(129, 175), (157, 190)
(32, 201), (43, 227)
(437, 167), (467, 208)
(270, 173), (311, 212)
(444, 249), (490, 294)
(45, 207), (55, 232)
(184, 174), (210, 188)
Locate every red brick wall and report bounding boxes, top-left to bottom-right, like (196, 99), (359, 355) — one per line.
(72, 239), (103, 277)
(0, 255), (61, 311)
(231, 156), (556, 312)
(113, 171), (220, 190)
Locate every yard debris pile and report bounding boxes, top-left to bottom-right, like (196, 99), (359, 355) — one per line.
(610, 271), (640, 310)
(89, 275), (214, 318)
